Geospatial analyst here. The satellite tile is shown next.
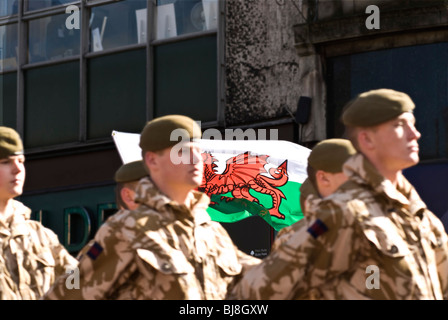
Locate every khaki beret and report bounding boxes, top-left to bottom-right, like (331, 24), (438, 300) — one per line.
(308, 138), (356, 173)
(342, 89), (415, 127)
(139, 115), (202, 152)
(0, 127), (24, 159)
(114, 160), (147, 183)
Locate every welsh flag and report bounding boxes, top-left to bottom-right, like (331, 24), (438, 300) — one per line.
(112, 131), (310, 231)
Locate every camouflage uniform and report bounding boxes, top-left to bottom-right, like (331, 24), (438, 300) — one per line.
(230, 154), (448, 300)
(44, 177), (260, 300)
(0, 200), (77, 300)
(272, 179), (320, 250)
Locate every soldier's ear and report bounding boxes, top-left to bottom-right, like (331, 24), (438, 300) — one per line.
(144, 151), (158, 170)
(357, 129), (375, 151)
(315, 170), (330, 185)
(121, 187), (133, 202)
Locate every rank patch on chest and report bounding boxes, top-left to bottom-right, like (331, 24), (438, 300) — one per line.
(307, 219), (328, 239)
(87, 242), (103, 260)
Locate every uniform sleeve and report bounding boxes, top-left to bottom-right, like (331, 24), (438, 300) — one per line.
(37, 224), (78, 278)
(425, 209), (448, 299)
(229, 199), (358, 300)
(42, 221), (135, 300)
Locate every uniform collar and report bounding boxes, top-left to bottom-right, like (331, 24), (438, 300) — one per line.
(0, 200), (32, 238)
(134, 177), (211, 224)
(343, 154), (426, 214)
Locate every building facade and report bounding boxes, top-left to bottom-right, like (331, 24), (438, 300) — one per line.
(1, 0), (448, 255)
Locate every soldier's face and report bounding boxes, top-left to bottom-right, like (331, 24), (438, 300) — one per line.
(0, 155), (25, 200)
(367, 112), (421, 171)
(155, 141), (204, 190)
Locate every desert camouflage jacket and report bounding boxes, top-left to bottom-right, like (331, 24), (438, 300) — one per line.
(230, 154), (448, 300)
(0, 200), (77, 300)
(272, 179), (319, 250)
(43, 177), (260, 300)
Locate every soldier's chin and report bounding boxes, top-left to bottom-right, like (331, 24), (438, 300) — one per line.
(410, 152), (420, 163)
(192, 176), (203, 187)
(404, 153), (420, 169)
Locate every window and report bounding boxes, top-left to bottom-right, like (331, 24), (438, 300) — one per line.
(326, 42), (448, 161)
(0, 72), (17, 128)
(88, 49), (146, 139)
(0, 0), (17, 16)
(25, 62), (80, 147)
(0, 23), (18, 71)
(1, 0), (221, 151)
(155, 0), (218, 40)
(28, 14), (80, 63)
(89, 0), (146, 52)
(154, 35), (217, 121)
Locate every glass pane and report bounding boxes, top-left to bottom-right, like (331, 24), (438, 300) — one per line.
(326, 42), (448, 160)
(0, 72), (17, 128)
(26, 0), (78, 11)
(25, 62), (79, 148)
(154, 35), (217, 121)
(0, 0), (17, 16)
(0, 24), (18, 72)
(88, 49), (146, 139)
(155, 0), (218, 40)
(89, 0), (147, 52)
(28, 13), (80, 63)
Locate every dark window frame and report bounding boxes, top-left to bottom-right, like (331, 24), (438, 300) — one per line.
(0, 0), (224, 155)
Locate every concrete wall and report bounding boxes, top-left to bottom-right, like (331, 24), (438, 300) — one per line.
(224, 0), (304, 127)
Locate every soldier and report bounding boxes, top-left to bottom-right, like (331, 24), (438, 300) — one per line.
(74, 161), (149, 268)
(274, 138), (356, 249)
(114, 160), (147, 211)
(230, 88), (448, 300)
(299, 138), (356, 215)
(43, 114), (260, 300)
(0, 127), (77, 299)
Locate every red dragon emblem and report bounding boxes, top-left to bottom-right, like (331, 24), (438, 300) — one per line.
(198, 152), (289, 219)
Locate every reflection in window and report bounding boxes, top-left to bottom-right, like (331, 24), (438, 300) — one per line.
(26, 0), (77, 11)
(28, 14), (80, 63)
(89, 0), (146, 52)
(155, 0), (218, 40)
(0, 24), (18, 72)
(0, 0), (17, 16)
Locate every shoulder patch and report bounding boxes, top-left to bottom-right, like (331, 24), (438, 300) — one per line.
(307, 219), (328, 239)
(86, 241), (104, 260)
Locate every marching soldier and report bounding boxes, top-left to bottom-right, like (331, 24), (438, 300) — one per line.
(43, 115), (260, 300)
(114, 160), (147, 211)
(274, 138), (356, 249)
(230, 89), (448, 300)
(299, 138), (356, 215)
(0, 127), (77, 299)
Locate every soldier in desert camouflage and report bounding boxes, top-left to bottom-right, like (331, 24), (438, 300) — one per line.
(299, 138), (356, 216)
(114, 160), (147, 211)
(43, 114), (260, 300)
(0, 127), (77, 299)
(273, 138), (356, 250)
(230, 89), (448, 300)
